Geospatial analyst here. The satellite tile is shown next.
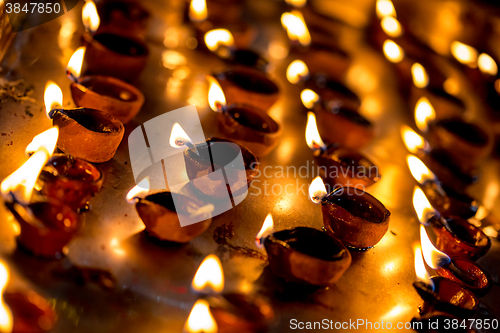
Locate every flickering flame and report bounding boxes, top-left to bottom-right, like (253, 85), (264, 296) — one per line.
(204, 29), (234, 52)
(420, 224), (450, 269)
(400, 126), (427, 154)
(414, 244), (434, 289)
(1, 150), (49, 204)
(0, 260), (12, 333)
(255, 213), (274, 248)
(451, 41), (478, 67)
(376, 0), (396, 19)
(412, 187), (436, 225)
(407, 155), (436, 184)
(44, 81), (63, 119)
(189, 0), (208, 22)
(285, 0), (307, 8)
(82, 0), (100, 33)
(414, 97), (435, 132)
(281, 11), (311, 47)
(309, 176), (327, 204)
(169, 123), (193, 148)
(184, 299), (217, 333)
(126, 177), (150, 203)
(286, 60), (309, 84)
(305, 112), (326, 151)
(300, 89), (319, 109)
(67, 47), (86, 79)
(381, 16), (402, 38)
(478, 53), (498, 76)
(207, 77), (226, 111)
(411, 63), (429, 88)
(383, 40), (404, 63)
(25, 127), (59, 157)
(192, 254), (224, 293)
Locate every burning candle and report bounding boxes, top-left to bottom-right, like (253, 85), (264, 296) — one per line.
(67, 47), (145, 124)
(207, 78), (281, 157)
(256, 213), (351, 287)
(310, 177), (390, 250)
(410, 83), (465, 123)
(44, 81), (125, 163)
(184, 299), (218, 333)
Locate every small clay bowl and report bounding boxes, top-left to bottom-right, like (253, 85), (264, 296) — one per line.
(217, 104), (281, 157)
(321, 187), (390, 250)
(413, 277), (479, 318)
(307, 77), (361, 111)
(49, 108), (125, 163)
(183, 137), (259, 201)
(135, 192), (212, 243)
(314, 144), (381, 190)
(4, 291), (57, 333)
(410, 87), (465, 121)
(222, 49), (269, 72)
(436, 257), (492, 296)
(194, 21), (256, 51)
(420, 182), (479, 219)
(263, 227), (351, 287)
(430, 215), (491, 261)
(294, 45), (351, 81)
(83, 32), (148, 82)
(39, 154), (104, 210)
(70, 75), (145, 124)
(212, 68), (280, 112)
(6, 201), (79, 258)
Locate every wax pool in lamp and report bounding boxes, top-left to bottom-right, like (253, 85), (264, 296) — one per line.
(67, 47), (145, 124)
(45, 82), (124, 163)
(256, 214), (351, 287)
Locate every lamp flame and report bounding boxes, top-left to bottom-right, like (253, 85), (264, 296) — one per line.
(478, 53), (498, 76)
(189, 0), (208, 22)
(204, 29), (234, 52)
(383, 40), (404, 63)
(400, 126), (427, 154)
(184, 299), (217, 333)
(286, 60), (309, 84)
(67, 46), (86, 79)
(413, 244), (434, 289)
(0, 261), (12, 333)
(207, 77), (226, 112)
(255, 213), (274, 248)
(451, 41), (478, 67)
(126, 177), (150, 203)
(300, 89), (319, 109)
(82, 0), (100, 33)
(25, 127), (59, 157)
(44, 81), (63, 119)
(192, 254), (224, 293)
(281, 11), (311, 47)
(420, 224), (450, 269)
(414, 97), (435, 132)
(381, 16), (402, 38)
(411, 63), (429, 88)
(407, 155), (436, 184)
(285, 0), (307, 8)
(305, 112), (326, 151)
(412, 186), (436, 225)
(169, 123), (193, 148)
(309, 176), (327, 204)
(376, 0), (396, 19)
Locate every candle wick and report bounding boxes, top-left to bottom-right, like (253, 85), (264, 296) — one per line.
(66, 70), (79, 84)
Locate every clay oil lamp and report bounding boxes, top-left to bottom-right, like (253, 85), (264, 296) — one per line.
(256, 213), (352, 287)
(66, 47), (145, 124)
(126, 178), (213, 243)
(413, 244), (479, 318)
(190, 254), (275, 333)
(305, 112), (380, 190)
(310, 177), (390, 250)
(93, 0), (150, 38)
(44, 81), (125, 163)
(82, 2), (148, 82)
(207, 78), (281, 157)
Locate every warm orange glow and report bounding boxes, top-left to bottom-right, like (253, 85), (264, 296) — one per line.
(478, 53), (498, 76)
(381, 16), (402, 38)
(126, 177), (150, 203)
(67, 46), (86, 79)
(0, 260), (12, 333)
(411, 63), (429, 88)
(414, 97), (435, 132)
(204, 29), (234, 52)
(255, 213), (274, 248)
(169, 123), (193, 148)
(300, 89), (319, 109)
(451, 41), (478, 67)
(82, 0), (100, 33)
(281, 10), (311, 47)
(414, 244), (434, 289)
(412, 186), (436, 225)
(110, 238), (126, 257)
(309, 176), (327, 204)
(383, 40), (404, 63)
(285, 0), (307, 8)
(406, 155), (435, 184)
(192, 254), (224, 293)
(286, 60), (309, 84)
(305, 112), (326, 151)
(376, 0), (396, 19)
(401, 126), (427, 154)
(184, 299), (217, 333)
(207, 77), (226, 111)
(420, 225), (450, 269)
(189, 0), (208, 22)
(25, 127), (59, 157)
(44, 81), (63, 118)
